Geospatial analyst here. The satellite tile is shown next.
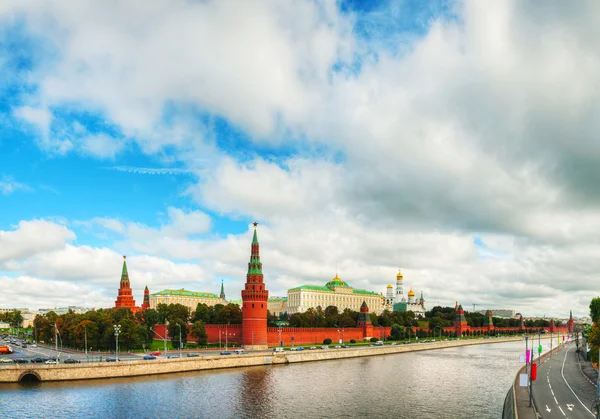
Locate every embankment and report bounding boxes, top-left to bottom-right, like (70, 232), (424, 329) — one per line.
(1, 336), (525, 384)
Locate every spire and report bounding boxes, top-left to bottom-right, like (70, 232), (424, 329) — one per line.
(121, 256), (129, 283)
(220, 279), (226, 300)
(252, 221), (258, 244)
(144, 285), (149, 292)
(248, 222), (262, 275)
(570, 310), (573, 319)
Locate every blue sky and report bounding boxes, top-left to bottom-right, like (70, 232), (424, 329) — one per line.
(0, 0), (597, 318)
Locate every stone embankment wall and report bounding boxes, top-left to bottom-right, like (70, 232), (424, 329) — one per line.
(0, 336), (524, 384)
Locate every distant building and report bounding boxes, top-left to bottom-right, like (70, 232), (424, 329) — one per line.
(150, 289), (228, 312)
(391, 271), (426, 315)
(476, 309), (515, 319)
(285, 273), (385, 315)
(267, 297), (288, 318)
(114, 256), (143, 314)
(38, 307), (90, 315)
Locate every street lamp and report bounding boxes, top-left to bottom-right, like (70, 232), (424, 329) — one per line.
(278, 326), (282, 348)
(176, 323), (182, 358)
(152, 327), (168, 356)
(84, 325), (88, 356)
(114, 324), (121, 362)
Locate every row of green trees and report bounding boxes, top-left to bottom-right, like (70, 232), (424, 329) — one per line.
(286, 306), (418, 329)
(0, 310), (24, 328)
(30, 302), (245, 351)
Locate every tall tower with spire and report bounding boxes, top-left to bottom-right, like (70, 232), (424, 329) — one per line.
(395, 270), (404, 303)
(220, 280), (226, 301)
(115, 256), (137, 310)
(567, 310), (574, 333)
(141, 285), (150, 310)
(241, 223), (269, 349)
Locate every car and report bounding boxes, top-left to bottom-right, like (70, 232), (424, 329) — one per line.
(220, 351), (232, 355)
(143, 355), (156, 360)
(320, 345), (329, 349)
(234, 349), (245, 354)
(105, 357), (117, 362)
(273, 347), (284, 352)
(30, 357), (45, 363)
(391, 342), (398, 345)
(309, 346), (317, 350)
(0, 358), (14, 363)
(149, 351), (161, 356)
(375, 341), (384, 346)
(13, 358), (29, 363)
(334, 345), (342, 349)
(45, 359), (58, 364)
(342, 345), (350, 348)
(296, 347), (305, 351)
(167, 355), (180, 359)
(31, 344), (37, 348)
(186, 353), (200, 357)
(64, 358), (80, 364)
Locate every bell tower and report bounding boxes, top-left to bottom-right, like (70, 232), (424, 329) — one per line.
(241, 223), (269, 349)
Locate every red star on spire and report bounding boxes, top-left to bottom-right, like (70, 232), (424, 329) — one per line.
(253, 222), (258, 228)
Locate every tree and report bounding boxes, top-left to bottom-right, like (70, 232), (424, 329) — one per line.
(168, 318), (188, 349)
(190, 320), (208, 345)
(193, 303), (210, 323)
(591, 297), (600, 323)
(323, 338), (332, 345)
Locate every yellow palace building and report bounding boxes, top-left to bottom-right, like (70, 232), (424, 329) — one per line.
(284, 274), (385, 315)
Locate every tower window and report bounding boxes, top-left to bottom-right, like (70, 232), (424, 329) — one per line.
(261, 304), (263, 308)
(252, 303), (255, 308)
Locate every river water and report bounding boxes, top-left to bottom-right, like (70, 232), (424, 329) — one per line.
(0, 340), (526, 419)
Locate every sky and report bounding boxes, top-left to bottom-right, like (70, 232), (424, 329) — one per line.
(0, 0), (598, 317)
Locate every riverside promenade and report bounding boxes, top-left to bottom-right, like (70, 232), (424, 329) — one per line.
(512, 340), (597, 419)
(1, 336), (524, 384)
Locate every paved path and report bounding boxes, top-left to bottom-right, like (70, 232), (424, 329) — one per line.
(532, 342), (596, 418)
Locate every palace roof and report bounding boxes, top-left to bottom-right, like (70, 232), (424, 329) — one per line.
(152, 289), (220, 299)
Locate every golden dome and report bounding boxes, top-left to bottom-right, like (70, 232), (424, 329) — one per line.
(387, 284), (393, 289)
(396, 271), (403, 280)
(407, 288), (415, 297)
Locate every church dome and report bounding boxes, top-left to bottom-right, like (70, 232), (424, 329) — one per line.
(387, 284), (393, 289)
(396, 271), (403, 280)
(407, 288), (415, 297)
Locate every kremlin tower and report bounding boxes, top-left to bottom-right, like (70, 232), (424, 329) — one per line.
(114, 256), (141, 313)
(241, 223), (269, 349)
(220, 280), (226, 300)
(141, 285), (150, 310)
(357, 301), (374, 340)
(453, 303), (467, 336)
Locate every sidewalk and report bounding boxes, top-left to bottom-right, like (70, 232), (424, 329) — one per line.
(576, 349), (598, 388)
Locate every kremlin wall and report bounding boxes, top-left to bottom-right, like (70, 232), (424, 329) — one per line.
(114, 224), (573, 346)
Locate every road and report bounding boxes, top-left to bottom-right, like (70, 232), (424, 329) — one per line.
(532, 342), (597, 418)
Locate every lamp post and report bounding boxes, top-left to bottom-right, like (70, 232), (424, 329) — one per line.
(54, 323), (59, 363)
(278, 326), (282, 348)
(84, 325), (88, 356)
(114, 324), (121, 362)
(342, 328), (345, 345)
(225, 322), (230, 351)
(152, 328), (168, 356)
(176, 323), (182, 358)
(337, 328), (340, 345)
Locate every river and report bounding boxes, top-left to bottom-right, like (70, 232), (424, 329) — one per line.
(0, 340), (526, 418)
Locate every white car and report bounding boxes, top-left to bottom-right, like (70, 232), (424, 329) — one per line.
(31, 344), (37, 348)
(234, 349), (245, 354)
(0, 358), (14, 363)
(45, 359), (58, 364)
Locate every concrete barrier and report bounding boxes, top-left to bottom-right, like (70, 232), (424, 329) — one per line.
(0, 336), (524, 384)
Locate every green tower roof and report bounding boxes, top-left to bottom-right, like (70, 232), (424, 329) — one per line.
(247, 223), (263, 275)
(121, 256), (129, 283)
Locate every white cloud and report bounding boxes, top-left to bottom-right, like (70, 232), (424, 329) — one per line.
(4, 1), (600, 316)
(0, 176), (30, 195)
(12, 106), (52, 133)
(80, 133), (124, 159)
(0, 220), (75, 264)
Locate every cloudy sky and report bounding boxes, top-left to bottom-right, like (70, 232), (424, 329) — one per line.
(0, 0), (598, 317)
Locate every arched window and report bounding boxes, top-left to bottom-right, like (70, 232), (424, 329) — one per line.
(252, 303), (255, 309)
